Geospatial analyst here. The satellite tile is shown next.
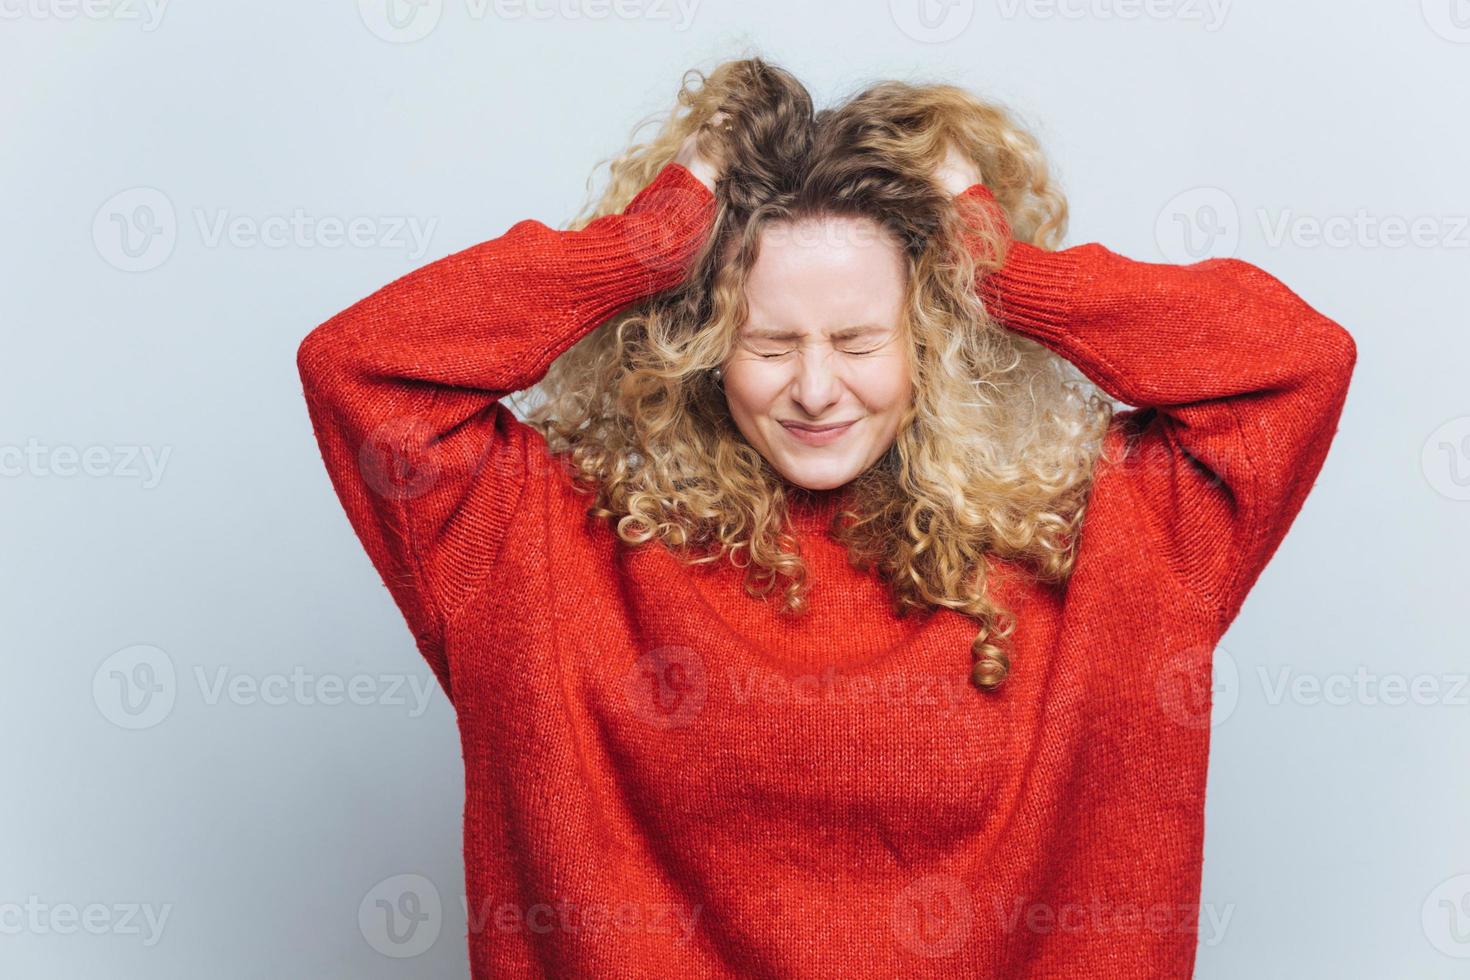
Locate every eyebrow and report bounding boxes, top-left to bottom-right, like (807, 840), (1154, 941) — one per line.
(740, 325), (890, 342)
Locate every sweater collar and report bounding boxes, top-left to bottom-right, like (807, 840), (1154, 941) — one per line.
(784, 483), (855, 536)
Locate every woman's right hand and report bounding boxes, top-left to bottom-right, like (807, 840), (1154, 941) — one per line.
(933, 141), (985, 197)
(672, 111), (729, 192)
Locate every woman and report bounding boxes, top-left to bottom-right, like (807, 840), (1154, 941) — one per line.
(297, 58), (1355, 978)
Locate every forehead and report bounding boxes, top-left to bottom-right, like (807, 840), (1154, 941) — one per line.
(741, 213), (907, 333)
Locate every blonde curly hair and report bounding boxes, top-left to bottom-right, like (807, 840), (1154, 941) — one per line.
(515, 57), (1113, 691)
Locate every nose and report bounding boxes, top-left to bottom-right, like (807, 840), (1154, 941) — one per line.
(789, 347), (842, 418)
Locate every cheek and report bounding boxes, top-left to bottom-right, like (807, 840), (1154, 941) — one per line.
(851, 355), (913, 412)
(722, 364), (783, 417)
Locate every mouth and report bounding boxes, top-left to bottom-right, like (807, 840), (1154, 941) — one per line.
(779, 419), (859, 447)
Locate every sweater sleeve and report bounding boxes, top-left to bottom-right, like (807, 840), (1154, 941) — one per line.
(960, 184), (1357, 632)
(296, 162), (717, 696)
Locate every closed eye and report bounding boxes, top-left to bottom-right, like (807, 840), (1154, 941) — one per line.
(755, 347), (879, 358)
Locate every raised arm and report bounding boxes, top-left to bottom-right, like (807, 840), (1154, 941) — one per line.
(959, 182), (1357, 632)
(296, 161), (717, 697)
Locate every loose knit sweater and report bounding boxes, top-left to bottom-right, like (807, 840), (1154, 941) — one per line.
(297, 161), (1356, 978)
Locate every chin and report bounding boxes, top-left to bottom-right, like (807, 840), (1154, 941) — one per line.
(786, 474), (849, 492)
(775, 457), (861, 491)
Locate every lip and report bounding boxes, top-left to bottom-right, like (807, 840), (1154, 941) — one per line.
(779, 419), (858, 446)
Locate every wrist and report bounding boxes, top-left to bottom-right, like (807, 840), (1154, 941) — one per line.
(653, 162), (716, 210)
(954, 183), (1012, 267)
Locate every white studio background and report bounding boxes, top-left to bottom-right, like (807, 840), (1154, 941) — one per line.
(2, 2), (1466, 977)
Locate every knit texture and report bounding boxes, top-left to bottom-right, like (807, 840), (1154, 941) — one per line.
(297, 161), (1356, 978)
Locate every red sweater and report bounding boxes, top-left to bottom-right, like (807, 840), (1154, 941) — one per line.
(297, 161), (1356, 978)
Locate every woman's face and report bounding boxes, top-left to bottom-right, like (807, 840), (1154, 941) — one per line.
(721, 213), (913, 492)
